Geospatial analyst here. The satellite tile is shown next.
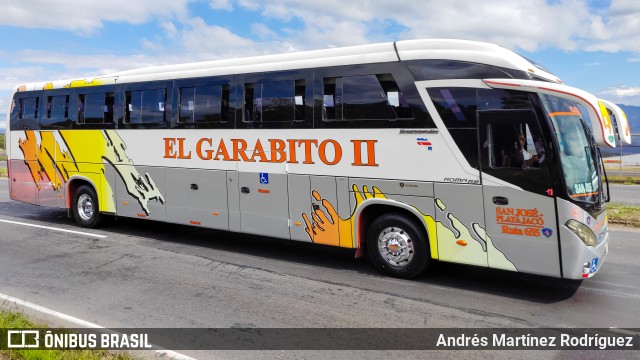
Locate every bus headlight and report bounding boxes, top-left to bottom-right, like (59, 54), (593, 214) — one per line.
(565, 220), (597, 247)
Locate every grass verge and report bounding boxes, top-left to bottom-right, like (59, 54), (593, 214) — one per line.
(0, 309), (136, 360)
(0, 168), (6, 178)
(607, 175), (640, 185)
(607, 203), (640, 227)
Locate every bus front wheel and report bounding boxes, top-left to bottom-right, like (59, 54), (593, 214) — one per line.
(72, 185), (103, 228)
(366, 213), (429, 279)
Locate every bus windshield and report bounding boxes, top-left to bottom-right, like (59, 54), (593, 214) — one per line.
(540, 94), (600, 205)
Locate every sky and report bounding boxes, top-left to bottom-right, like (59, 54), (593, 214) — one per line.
(1, 0), (640, 132)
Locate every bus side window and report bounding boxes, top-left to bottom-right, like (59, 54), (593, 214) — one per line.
(13, 96), (39, 130)
(243, 80), (302, 125)
(10, 97), (21, 130)
(84, 93), (104, 124)
(77, 92), (114, 125)
(126, 89), (166, 124)
(483, 122), (543, 169)
(42, 95), (70, 129)
(77, 94), (85, 123)
(46, 95), (69, 119)
(479, 110), (552, 194)
(427, 87), (478, 169)
(20, 97), (39, 120)
(341, 74), (396, 121)
(323, 74), (403, 123)
(322, 78), (337, 120)
(179, 85), (228, 124)
(376, 73), (413, 119)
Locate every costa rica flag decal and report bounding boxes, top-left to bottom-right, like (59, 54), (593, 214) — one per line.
(416, 138), (433, 151)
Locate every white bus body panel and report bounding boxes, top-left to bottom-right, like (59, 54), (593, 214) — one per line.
(599, 99), (632, 145)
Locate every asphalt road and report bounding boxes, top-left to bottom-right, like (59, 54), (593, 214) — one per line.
(609, 184), (640, 206)
(0, 178), (639, 359)
(605, 168), (640, 177)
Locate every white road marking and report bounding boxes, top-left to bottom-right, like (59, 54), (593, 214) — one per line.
(0, 292), (198, 360)
(0, 218), (107, 239)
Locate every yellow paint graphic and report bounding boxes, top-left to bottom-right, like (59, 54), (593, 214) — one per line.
(18, 131), (40, 188)
(18, 130), (164, 215)
(43, 82), (54, 90)
(302, 186), (516, 271)
(303, 185), (385, 247)
(63, 77), (116, 89)
(102, 130), (165, 214)
(598, 100), (614, 135)
(18, 131), (78, 190)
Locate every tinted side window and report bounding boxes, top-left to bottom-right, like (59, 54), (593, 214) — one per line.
(244, 80), (304, 123)
(78, 92), (114, 124)
(479, 110), (552, 194)
(342, 75), (396, 120)
(10, 97), (20, 130)
(20, 97), (39, 119)
(323, 74), (412, 125)
(478, 88), (533, 111)
(47, 95), (68, 119)
(407, 60), (529, 81)
(126, 89), (166, 124)
(428, 88), (477, 128)
(179, 85), (229, 123)
(428, 88), (478, 168)
(427, 88), (535, 169)
(42, 95), (71, 128)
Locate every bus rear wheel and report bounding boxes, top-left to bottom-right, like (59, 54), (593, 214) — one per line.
(366, 213), (429, 279)
(72, 185), (103, 228)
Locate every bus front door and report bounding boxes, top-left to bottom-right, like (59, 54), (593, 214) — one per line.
(478, 110), (561, 277)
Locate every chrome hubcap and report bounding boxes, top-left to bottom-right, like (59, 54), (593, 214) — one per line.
(378, 226), (414, 266)
(77, 194), (94, 221)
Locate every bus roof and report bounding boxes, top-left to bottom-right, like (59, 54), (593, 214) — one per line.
(15, 39), (562, 92)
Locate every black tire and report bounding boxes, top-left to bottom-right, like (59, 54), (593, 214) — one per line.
(367, 213), (429, 279)
(72, 185), (103, 228)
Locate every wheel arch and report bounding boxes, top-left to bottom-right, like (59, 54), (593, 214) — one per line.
(353, 199), (434, 257)
(65, 176), (99, 209)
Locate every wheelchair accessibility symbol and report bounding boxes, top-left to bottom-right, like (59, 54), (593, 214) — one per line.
(259, 173), (269, 184)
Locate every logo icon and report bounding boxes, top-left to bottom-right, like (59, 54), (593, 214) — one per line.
(590, 258), (598, 273)
(542, 228), (553, 238)
(416, 138), (433, 151)
(7, 330), (40, 348)
(399, 182), (405, 188)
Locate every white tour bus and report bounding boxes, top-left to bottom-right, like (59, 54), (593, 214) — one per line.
(5, 39), (630, 279)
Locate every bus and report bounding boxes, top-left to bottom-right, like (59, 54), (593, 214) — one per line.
(5, 39), (630, 280)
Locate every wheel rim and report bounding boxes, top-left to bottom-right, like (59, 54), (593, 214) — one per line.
(377, 226), (414, 266)
(77, 194), (94, 221)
